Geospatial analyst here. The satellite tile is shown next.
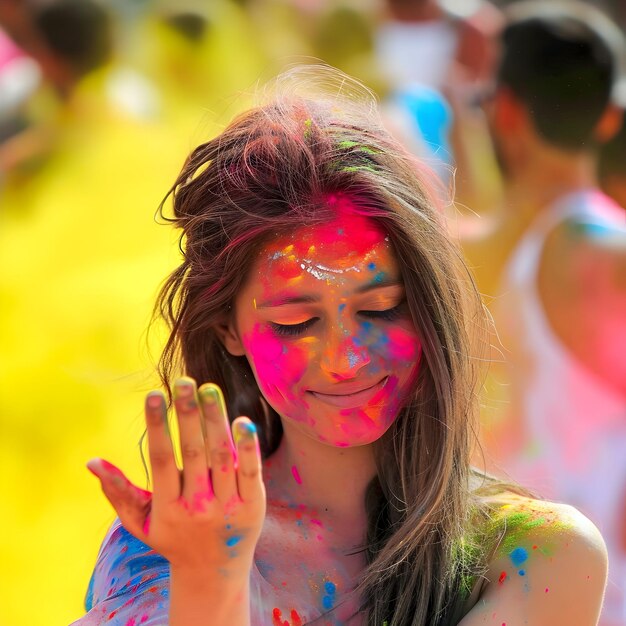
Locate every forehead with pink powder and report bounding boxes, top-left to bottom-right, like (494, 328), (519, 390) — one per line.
(259, 194), (390, 282)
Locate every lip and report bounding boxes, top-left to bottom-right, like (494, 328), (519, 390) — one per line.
(308, 376), (388, 408)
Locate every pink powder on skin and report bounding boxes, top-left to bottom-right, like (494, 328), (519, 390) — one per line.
(242, 324), (310, 419)
(235, 204), (422, 447)
(94, 459), (152, 501)
(291, 465), (303, 485)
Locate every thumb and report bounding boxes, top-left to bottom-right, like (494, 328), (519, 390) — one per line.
(87, 458), (152, 540)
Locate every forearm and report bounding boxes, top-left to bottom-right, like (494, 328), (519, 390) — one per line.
(169, 568), (251, 626)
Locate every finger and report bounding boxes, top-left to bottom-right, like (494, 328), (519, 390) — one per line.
(198, 383), (237, 504)
(174, 378), (212, 509)
(232, 417), (265, 503)
(87, 458), (152, 540)
(145, 390), (179, 505)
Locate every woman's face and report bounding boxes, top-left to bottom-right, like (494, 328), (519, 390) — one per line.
(226, 203), (422, 447)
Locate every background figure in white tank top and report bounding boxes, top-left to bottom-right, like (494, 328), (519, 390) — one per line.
(496, 190), (626, 625)
(453, 3), (626, 624)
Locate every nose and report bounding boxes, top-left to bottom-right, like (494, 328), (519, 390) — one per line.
(320, 327), (371, 380)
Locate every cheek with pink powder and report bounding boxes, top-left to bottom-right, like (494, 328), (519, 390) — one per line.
(242, 323), (311, 415)
(326, 323), (421, 445)
(355, 321), (422, 374)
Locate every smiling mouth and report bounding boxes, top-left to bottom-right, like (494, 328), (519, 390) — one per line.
(308, 376), (388, 409)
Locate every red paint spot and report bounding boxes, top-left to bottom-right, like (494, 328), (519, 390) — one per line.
(125, 620), (135, 626)
(272, 608), (288, 626)
(532, 545), (538, 550)
(290, 609), (303, 626)
(498, 571), (507, 584)
(140, 617), (149, 624)
(545, 587), (549, 593)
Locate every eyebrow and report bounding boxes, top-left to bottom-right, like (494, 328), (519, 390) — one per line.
(256, 278), (403, 308)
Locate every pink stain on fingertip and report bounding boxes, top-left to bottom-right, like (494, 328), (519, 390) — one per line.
(89, 458), (152, 500)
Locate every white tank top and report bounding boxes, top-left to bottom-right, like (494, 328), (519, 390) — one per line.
(374, 19), (459, 90)
(497, 189), (626, 624)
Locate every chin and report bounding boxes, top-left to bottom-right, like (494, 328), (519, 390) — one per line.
(291, 409), (397, 448)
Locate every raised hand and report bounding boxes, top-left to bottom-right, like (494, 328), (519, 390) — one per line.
(87, 378), (266, 625)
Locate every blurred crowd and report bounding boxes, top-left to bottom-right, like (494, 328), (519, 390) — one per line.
(0, 1), (625, 625)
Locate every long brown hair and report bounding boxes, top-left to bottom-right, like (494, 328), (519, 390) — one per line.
(154, 66), (492, 625)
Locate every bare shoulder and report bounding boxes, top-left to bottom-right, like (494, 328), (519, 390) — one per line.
(542, 209), (626, 281)
(538, 207), (626, 395)
(460, 494), (608, 626)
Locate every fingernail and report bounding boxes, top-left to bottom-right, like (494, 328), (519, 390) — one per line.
(173, 378), (195, 400)
(86, 458), (101, 477)
(146, 391), (164, 409)
(198, 383), (222, 406)
(234, 420), (257, 445)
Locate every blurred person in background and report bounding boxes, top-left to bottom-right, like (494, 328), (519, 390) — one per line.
(0, 0), (118, 181)
(374, 0), (503, 198)
(374, 0), (501, 92)
(310, 2), (383, 93)
(127, 0), (269, 139)
(458, 3), (626, 624)
(0, 23), (41, 148)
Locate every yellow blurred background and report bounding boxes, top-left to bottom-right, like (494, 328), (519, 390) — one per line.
(0, 1), (390, 622)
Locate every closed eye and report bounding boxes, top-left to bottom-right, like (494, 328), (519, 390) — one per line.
(359, 304), (403, 322)
(269, 318), (318, 337)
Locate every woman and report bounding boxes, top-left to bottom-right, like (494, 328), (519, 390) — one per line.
(76, 67), (607, 626)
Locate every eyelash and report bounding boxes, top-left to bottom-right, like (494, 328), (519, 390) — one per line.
(269, 304), (404, 337)
(270, 318), (318, 337)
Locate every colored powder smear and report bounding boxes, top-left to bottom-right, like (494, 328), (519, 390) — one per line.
(272, 607), (285, 626)
(322, 581), (337, 610)
(291, 465), (303, 485)
(225, 535), (242, 547)
(509, 546), (529, 568)
(272, 607), (302, 626)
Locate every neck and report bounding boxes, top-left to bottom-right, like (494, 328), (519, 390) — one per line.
(265, 420), (376, 527)
(505, 144), (598, 220)
(387, 0), (442, 22)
